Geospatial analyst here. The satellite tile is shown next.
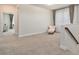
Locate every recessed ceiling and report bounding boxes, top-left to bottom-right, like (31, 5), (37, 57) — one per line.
(33, 4), (71, 10)
(47, 4), (70, 9)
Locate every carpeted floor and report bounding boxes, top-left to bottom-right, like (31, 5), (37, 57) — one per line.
(0, 33), (74, 55)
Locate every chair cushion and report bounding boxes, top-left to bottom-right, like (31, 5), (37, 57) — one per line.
(48, 25), (55, 34)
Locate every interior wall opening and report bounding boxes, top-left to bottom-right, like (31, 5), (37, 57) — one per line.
(3, 13), (15, 35)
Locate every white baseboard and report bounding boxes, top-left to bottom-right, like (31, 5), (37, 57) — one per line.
(18, 32), (46, 37)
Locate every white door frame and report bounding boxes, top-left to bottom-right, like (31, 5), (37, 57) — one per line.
(0, 12), (17, 35)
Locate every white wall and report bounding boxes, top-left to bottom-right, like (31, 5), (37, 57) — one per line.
(3, 13), (10, 30)
(50, 11), (53, 25)
(73, 5), (79, 24)
(18, 5), (53, 37)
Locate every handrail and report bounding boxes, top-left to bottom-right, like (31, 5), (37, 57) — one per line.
(65, 27), (79, 44)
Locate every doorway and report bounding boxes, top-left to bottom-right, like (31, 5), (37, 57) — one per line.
(2, 13), (15, 35)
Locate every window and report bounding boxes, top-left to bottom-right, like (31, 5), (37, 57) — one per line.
(55, 8), (70, 32)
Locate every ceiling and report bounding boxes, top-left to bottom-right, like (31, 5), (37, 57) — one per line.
(33, 4), (71, 10)
(1, 4), (70, 10)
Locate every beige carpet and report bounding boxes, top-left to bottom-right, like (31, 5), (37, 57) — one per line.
(0, 33), (74, 55)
